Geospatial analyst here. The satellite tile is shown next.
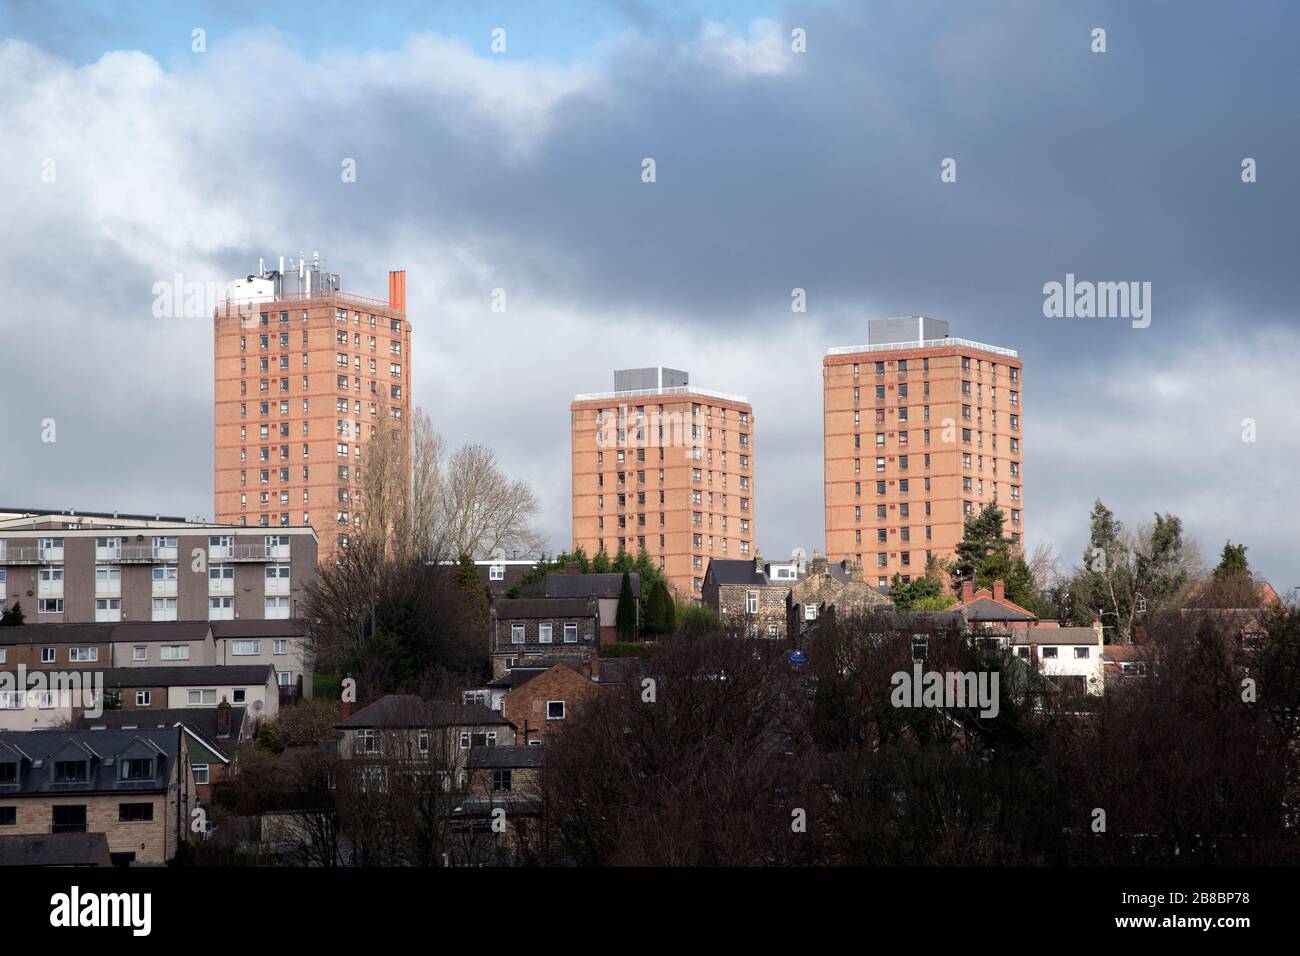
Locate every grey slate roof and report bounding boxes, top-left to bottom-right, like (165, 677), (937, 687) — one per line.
(337, 695), (515, 730)
(545, 572), (640, 600)
(210, 619), (306, 639)
(0, 728), (180, 796)
(494, 598), (598, 620)
(862, 608), (966, 631)
(961, 598), (1037, 622)
(1009, 627), (1100, 646)
(77, 706), (248, 759)
(0, 832), (111, 867)
(486, 667), (550, 690)
(101, 664), (274, 689)
(467, 745), (545, 769)
(705, 559), (770, 586)
(0, 621), (212, 645)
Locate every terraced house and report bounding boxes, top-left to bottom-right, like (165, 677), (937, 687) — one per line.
(0, 620), (313, 701)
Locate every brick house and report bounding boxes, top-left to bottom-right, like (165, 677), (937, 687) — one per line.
(702, 554), (798, 639)
(335, 695), (518, 767)
(500, 663), (603, 745)
(489, 598), (600, 679)
(786, 552), (891, 639)
(465, 745), (543, 798)
(0, 727), (196, 866)
(952, 580), (1041, 631)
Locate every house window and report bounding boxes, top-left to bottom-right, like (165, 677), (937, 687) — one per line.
(51, 805), (87, 833)
(459, 731), (497, 749)
(41, 648), (56, 664)
(804, 603), (817, 621)
(119, 803), (154, 822)
(511, 624), (525, 645)
(187, 689), (218, 706)
(418, 732), (430, 754)
(192, 765), (209, 785)
(1074, 647), (1090, 659)
(121, 759), (154, 780)
(0, 807), (15, 826)
(161, 645), (190, 661)
(208, 597), (235, 620)
(233, 689), (247, 703)
(746, 591), (759, 614)
(491, 769), (512, 792)
(273, 640), (287, 655)
(68, 647), (98, 663)
(538, 623), (553, 644)
(547, 700), (566, 720)
(357, 730), (380, 754)
(563, 623), (577, 643)
(151, 597), (178, 621)
(489, 564), (504, 581)
(136, 691), (151, 707)
(1042, 647), (1059, 659)
(53, 761), (87, 783)
(911, 636), (928, 661)
(232, 640), (261, 656)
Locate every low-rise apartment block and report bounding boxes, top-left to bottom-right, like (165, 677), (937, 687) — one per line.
(0, 508), (316, 625)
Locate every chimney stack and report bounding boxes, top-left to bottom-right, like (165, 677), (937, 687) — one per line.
(961, 581), (975, 604)
(216, 697), (232, 738)
(849, 560), (864, 584)
(992, 580), (1005, 603)
(754, 549), (763, 574)
(388, 270), (406, 311)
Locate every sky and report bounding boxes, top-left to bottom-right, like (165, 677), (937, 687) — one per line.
(0, 0), (1296, 588)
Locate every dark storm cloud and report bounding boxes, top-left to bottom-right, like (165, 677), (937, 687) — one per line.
(0, 0), (1296, 586)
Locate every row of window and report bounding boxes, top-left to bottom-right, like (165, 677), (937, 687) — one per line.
(29, 595), (291, 621)
(509, 623), (580, 644)
(0, 803), (161, 830)
(850, 356), (1019, 380)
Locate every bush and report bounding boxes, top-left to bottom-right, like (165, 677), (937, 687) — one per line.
(674, 601), (721, 635)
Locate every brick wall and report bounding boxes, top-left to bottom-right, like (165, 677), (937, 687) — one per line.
(501, 665), (602, 744)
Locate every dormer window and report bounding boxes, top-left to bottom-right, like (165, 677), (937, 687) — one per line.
(53, 760), (87, 783)
(0, 762), (16, 785)
(121, 758), (154, 780)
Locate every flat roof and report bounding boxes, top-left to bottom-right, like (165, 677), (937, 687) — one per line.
(825, 336), (1017, 359)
